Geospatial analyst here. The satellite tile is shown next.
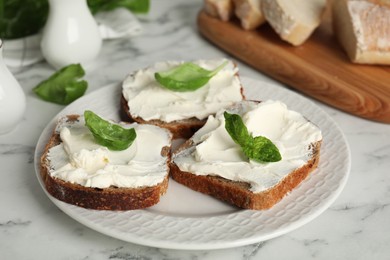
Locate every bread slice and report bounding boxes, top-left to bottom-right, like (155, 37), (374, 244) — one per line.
(332, 0), (390, 64)
(233, 0), (266, 30)
(204, 0), (235, 22)
(261, 0), (327, 46)
(40, 115), (172, 210)
(170, 100), (322, 210)
(121, 59), (245, 139)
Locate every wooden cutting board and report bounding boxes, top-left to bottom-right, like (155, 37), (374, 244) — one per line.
(197, 10), (390, 124)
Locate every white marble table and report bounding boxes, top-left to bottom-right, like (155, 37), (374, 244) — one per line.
(1, 0), (390, 259)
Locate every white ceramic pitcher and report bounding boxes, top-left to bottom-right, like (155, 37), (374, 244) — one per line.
(0, 39), (26, 134)
(40, 0), (102, 69)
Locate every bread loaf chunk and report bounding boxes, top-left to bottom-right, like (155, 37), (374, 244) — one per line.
(333, 0), (390, 64)
(171, 100), (322, 210)
(40, 115), (172, 210)
(261, 0), (326, 46)
(369, 0), (390, 4)
(233, 0), (266, 30)
(204, 0), (234, 21)
(121, 59), (245, 139)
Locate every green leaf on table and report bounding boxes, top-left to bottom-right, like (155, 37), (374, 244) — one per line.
(224, 111), (282, 163)
(154, 61), (227, 92)
(33, 64), (88, 105)
(84, 110), (137, 151)
(87, 0), (150, 14)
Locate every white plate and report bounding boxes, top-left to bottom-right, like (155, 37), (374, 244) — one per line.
(34, 77), (351, 250)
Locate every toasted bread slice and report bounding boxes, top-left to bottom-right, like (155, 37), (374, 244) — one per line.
(40, 115), (172, 210)
(171, 100), (322, 210)
(121, 59), (245, 139)
(171, 141), (321, 210)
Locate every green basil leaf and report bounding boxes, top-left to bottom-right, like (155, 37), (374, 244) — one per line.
(224, 111), (282, 163)
(87, 0), (149, 14)
(223, 111), (251, 147)
(33, 64), (88, 105)
(154, 61), (227, 92)
(0, 0), (48, 39)
(84, 110), (136, 151)
(243, 136), (282, 163)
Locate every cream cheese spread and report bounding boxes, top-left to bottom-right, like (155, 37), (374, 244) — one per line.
(47, 117), (171, 189)
(173, 100), (322, 193)
(122, 59), (243, 123)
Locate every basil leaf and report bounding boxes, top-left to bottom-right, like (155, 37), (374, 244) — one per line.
(87, 0), (149, 14)
(84, 110), (136, 151)
(0, 0), (48, 39)
(33, 64), (88, 105)
(154, 61), (227, 92)
(224, 111), (282, 163)
(243, 136), (282, 163)
(223, 111), (251, 147)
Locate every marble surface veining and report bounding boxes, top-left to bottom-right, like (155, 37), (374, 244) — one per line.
(1, 0), (390, 259)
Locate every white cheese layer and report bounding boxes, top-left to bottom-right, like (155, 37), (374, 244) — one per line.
(122, 59), (243, 123)
(47, 118), (171, 189)
(173, 100), (322, 193)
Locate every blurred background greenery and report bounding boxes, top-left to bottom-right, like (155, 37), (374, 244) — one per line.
(0, 0), (149, 39)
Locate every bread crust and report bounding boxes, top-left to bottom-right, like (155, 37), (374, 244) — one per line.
(170, 139), (321, 210)
(332, 0), (390, 65)
(40, 115), (170, 211)
(233, 0), (266, 30)
(261, 0), (326, 46)
(367, 0), (390, 7)
(204, 0), (234, 22)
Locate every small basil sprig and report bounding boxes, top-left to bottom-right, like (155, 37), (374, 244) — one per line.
(224, 112), (282, 163)
(33, 64), (87, 105)
(84, 110), (136, 151)
(87, 0), (150, 14)
(154, 61), (227, 92)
